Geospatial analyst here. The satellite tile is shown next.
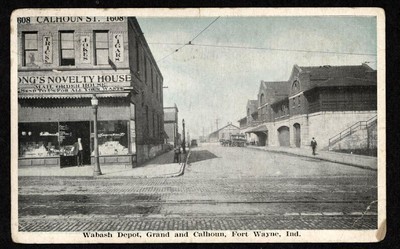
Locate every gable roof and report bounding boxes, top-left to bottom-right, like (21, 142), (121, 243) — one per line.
(287, 63), (377, 93)
(237, 116), (247, 122)
(299, 64), (375, 81)
(209, 123), (240, 137)
(315, 77), (377, 87)
(247, 100), (258, 108)
(260, 81), (290, 97)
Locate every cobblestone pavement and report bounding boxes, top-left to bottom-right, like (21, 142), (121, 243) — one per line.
(18, 143), (377, 231)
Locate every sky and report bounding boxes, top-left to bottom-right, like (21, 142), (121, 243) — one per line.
(136, 16), (377, 138)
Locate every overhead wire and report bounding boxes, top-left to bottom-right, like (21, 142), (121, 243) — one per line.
(156, 17), (220, 62)
(150, 42), (377, 57)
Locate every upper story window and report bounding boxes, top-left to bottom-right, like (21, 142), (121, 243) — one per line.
(153, 112), (156, 137)
(292, 80), (300, 92)
(298, 96), (301, 107)
(94, 31), (109, 65)
(60, 31), (75, 66)
(136, 40), (140, 72)
(144, 58), (148, 84)
(145, 105), (149, 134)
(151, 67), (154, 93)
(292, 98), (296, 108)
(22, 32), (38, 67)
(260, 93), (265, 106)
(155, 75), (159, 99)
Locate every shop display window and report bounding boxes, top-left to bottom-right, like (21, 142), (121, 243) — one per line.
(91, 120), (129, 156)
(19, 122), (60, 158)
(58, 121), (90, 158)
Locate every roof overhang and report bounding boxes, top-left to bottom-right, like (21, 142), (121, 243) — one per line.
(245, 125), (268, 133)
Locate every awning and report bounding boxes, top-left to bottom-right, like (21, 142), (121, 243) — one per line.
(18, 92), (130, 99)
(246, 125), (268, 133)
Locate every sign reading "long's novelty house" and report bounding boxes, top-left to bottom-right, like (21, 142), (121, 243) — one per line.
(18, 73), (132, 95)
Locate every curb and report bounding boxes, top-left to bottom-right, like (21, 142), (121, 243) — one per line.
(175, 149), (191, 177)
(247, 147), (377, 171)
(94, 150), (191, 179)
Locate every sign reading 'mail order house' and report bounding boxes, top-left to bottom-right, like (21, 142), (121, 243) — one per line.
(18, 73), (132, 95)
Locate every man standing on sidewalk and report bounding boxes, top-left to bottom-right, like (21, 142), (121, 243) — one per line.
(173, 146), (181, 164)
(311, 137), (317, 156)
(73, 138), (84, 167)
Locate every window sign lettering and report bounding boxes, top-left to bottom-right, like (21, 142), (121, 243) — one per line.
(18, 73), (132, 94)
(113, 33), (124, 62)
(80, 35), (90, 64)
(42, 35), (52, 64)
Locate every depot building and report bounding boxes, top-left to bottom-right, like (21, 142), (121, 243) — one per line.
(17, 16), (166, 168)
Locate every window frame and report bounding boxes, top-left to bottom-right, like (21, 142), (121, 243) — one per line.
(22, 31), (38, 67)
(59, 31), (75, 66)
(93, 30), (109, 65)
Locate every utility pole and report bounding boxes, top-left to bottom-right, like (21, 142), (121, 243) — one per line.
(182, 119), (186, 154)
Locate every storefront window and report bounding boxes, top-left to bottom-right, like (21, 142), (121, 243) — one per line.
(91, 120), (129, 156)
(19, 122), (60, 158)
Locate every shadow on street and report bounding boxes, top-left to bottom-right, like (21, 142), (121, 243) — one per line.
(188, 150), (218, 164)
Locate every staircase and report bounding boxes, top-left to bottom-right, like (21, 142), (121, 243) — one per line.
(328, 115), (377, 150)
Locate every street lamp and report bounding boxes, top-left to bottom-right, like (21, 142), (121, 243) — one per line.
(182, 119), (186, 154)
(91, 95), (102, 176)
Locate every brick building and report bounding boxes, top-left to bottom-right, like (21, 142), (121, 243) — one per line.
(17, 16), (165, 167)
(243, 64), (377, 150)
(238, 100), (259, 145)
(164, 104), (179, 147)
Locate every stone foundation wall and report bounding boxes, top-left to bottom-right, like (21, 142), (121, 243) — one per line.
(248, 111), (376, 150)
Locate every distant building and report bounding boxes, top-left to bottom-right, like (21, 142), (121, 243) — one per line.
(244, 64), (377, 149)
(208, 123), (240, 142)
(238, 100), (259, 145)
(198, 135), (207, 143)
(164, 104), (179, 147)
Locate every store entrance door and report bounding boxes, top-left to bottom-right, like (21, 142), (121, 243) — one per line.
(60, 121), (91, 167)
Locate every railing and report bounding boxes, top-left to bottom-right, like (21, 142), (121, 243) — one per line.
(328, 115), (377, 148)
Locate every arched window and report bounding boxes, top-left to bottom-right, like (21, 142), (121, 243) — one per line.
(260, 93), (265, 106)
(292, 80), (300, 92)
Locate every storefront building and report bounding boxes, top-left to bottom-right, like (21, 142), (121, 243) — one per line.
(18, 17), (165, 167)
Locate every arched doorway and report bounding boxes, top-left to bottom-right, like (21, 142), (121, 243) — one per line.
(255, 131), (268, 146)
(293, 123), (301, 147)
(277, 126), (290, 147)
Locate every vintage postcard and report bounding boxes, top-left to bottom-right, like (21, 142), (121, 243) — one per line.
(11, 8), (386, 243)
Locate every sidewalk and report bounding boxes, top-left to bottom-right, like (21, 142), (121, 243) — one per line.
(18, 150), (188, 178)
(247, 146), (377, 170)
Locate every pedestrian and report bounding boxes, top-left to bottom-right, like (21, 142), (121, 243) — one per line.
(73, 138), (84, 166)
(173, 146), (181, 164)
(310, 137), (317, 156)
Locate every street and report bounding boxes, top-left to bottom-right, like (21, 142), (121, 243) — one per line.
(18, 143), (377, 231)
